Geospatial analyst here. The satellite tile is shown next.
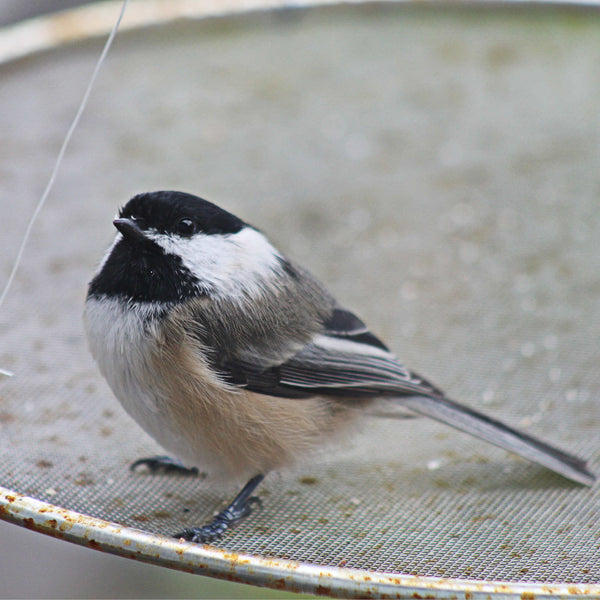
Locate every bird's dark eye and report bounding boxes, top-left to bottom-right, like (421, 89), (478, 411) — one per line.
(177, 218), (196, 237)
(130, 215), (147, 229)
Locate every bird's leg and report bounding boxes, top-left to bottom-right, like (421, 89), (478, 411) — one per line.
(130, 455), (200, 476)
(175, 474), (265, 543)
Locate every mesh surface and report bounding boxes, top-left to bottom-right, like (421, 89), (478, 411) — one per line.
(1, 2), (600, 589)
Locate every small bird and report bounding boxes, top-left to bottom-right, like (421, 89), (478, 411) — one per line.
(84, 190), (595, 543)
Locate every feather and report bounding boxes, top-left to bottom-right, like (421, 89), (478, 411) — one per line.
(401, 394), (595, 486)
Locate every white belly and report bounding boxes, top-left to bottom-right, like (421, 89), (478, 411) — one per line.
(84, 298), (191, 459)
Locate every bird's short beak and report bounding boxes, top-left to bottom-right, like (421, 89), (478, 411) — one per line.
(113, 218), (147, 242)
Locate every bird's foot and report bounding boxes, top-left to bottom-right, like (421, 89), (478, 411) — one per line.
(174, 474), (264, 543)
(130, 455), (200, 476)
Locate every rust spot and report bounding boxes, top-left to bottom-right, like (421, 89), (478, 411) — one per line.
(44, 519), (58, 529)
(59, 521), (73, 533)
(23, 517), (36, 530)
(5, 495), (16, 503)
(132, 514), (150, 522)
(151, 510), (172, 519)
(87, 539), (101, 550)
(520, 593), (535, 600)
(298, 476), (318, 485)
(315, 585), (331, 596)
(272, 578), (286, 590)
(74, 472), (95, 486)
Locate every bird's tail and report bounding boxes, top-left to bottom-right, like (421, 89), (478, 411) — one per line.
(401, 394), (595, 486)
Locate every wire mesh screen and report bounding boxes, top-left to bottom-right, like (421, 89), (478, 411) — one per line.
(1, 2), (600, 597)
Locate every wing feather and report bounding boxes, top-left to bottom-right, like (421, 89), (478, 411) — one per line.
(192, 301), (596, 485)
(278, 339), (434, 395)
(208, 304), (440, 399)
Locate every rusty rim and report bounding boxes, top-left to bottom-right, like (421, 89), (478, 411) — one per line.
(2, 486), (599, 598)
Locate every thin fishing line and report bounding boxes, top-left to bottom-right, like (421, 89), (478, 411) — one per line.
(0, 0), (130, 320)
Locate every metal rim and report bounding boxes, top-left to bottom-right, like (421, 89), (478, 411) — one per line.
(1, 0), (600, 65)
(3, 486), (600, 598)
(2, 1), (600, 597)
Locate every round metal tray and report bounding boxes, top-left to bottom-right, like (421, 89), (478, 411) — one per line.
(2, 1), (600, 597)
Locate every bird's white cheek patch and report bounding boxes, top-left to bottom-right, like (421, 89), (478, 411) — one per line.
(151, 228), (283, 298)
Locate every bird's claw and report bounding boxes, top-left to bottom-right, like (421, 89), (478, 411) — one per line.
(174, 495), (262, 543)
(130, 455), (200, 476)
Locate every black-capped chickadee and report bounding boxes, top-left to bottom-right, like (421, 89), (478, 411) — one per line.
(84, 190), (595, 543)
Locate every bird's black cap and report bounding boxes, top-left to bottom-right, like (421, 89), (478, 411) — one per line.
(119, 191), (246, 237)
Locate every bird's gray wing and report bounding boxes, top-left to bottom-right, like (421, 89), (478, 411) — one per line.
(217, 307), (595, 486)
(216, 307), (440, 399)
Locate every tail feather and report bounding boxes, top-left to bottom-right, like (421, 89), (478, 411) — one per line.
(401, 394), (595, 486)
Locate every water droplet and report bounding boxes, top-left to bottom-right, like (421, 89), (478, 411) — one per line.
(427, 459), (443, 471)
(566, 389), (578, 403)
(482, 388), (495, 404)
